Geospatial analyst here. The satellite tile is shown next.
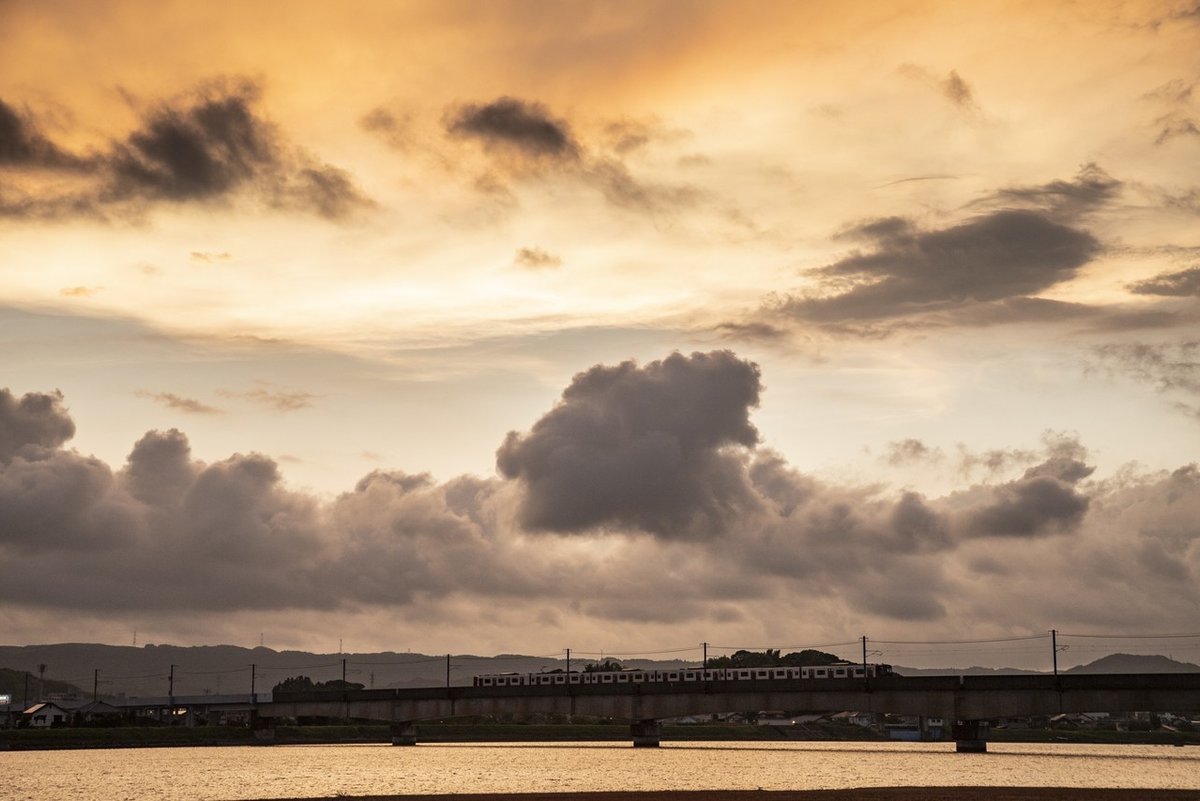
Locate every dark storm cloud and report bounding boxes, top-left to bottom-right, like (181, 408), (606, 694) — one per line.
(497, 351), (763, 539)
(0, 389), (76, 462)
(1129, 266), (1200, 297)
(0, 81), (370, 221)
(782, 209), (1101, 322)
(446, 97), (580, 161)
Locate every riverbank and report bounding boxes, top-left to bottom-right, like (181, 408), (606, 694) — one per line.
(3, 722), (1199, 750)
(266, 790), (1200, 801)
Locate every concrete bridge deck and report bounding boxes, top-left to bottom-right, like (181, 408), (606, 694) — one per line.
(260, 673), (1200, 749)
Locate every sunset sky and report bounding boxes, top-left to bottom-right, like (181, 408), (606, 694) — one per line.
(1, 0), (1198, 668)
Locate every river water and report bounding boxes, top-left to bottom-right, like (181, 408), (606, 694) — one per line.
(3, 741), (1198, 801)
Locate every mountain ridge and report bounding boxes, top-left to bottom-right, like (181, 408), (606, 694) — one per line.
(2, 643), (1196, 699)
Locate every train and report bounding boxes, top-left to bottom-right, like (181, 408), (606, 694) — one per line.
(473, 661), (893, 687)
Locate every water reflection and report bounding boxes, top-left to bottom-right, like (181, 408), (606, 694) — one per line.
(1, 741), (1197, 801)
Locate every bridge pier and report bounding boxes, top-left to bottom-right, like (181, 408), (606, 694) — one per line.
(952, 720), (988, 753)
(391, 721), (418, 746)
(631, 719), (661, 748)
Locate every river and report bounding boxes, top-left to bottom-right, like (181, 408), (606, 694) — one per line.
(3, 741), (1198, 801)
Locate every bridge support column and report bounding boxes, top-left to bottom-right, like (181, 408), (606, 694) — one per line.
(953, 720), (988, 753)
(631, 719), (661, 748)
(391, 722), (418, 746)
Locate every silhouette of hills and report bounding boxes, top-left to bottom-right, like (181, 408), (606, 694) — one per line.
(1, 643), (1196, 698)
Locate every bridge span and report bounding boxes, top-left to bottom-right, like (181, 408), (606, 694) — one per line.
(262, 672), (1200, 751)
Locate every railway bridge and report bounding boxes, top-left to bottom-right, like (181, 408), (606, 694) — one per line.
(261, 672), (1200, 751)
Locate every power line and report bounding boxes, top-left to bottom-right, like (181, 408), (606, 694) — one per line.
(875, 635), (1047, 645)
(1059, 632), (1200, 640)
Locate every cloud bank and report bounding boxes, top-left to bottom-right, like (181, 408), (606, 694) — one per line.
(1, 352), (1197, 649)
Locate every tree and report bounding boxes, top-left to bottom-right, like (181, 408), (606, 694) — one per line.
(583, 659), (623, 673)
(272, 675), (365, 693)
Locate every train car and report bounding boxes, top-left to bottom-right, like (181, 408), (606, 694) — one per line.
(473, 660), (893, 687)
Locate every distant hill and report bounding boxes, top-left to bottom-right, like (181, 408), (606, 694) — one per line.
(893, 652), (1200, 677)
(3, 643), (1197, 698)
(1065, 653), (1200, 674)
(890, 664), (1039, 677)
(0, 666), (86, 703)
(0, 643), (691, 698)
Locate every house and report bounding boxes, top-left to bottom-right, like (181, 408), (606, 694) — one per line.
(73, 700), (123, 726)
(23, 701), (71, 728)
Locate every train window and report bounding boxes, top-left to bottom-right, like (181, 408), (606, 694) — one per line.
(601, 674), (613, 683)
(773, 669), (786, 679)
(816, 669), (827, 677)
(569, 674), (581, 684)
(853, 668), (864, 676)
(667, 672), (679, 681)
(554, 675), (565, 684)
(754, 669), (770, 680)
(835, 669), (846, 676)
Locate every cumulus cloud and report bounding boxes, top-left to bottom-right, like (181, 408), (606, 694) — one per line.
(1, 354), (1199, 640)
(0, 81), (371, 221)
(497, 351), (763, 539)
(0, 389), (75, 462)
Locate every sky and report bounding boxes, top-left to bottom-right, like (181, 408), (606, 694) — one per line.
(1, 0), (1199, 670)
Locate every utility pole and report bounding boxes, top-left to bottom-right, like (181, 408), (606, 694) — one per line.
(565, 648), (571, 676)
(251, 664), (257, 700)
(446, 654), (451, 689)
(22, 672), (29, 708)
(862, 635), (868, 672)
(37, 663), (46, 702)
(1051, 629), (1059, 677)
(702, 642), (708, 679)
(93, 669), (99, 702)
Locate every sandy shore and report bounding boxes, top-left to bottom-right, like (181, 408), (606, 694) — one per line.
(268, 789), (1200, 801)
